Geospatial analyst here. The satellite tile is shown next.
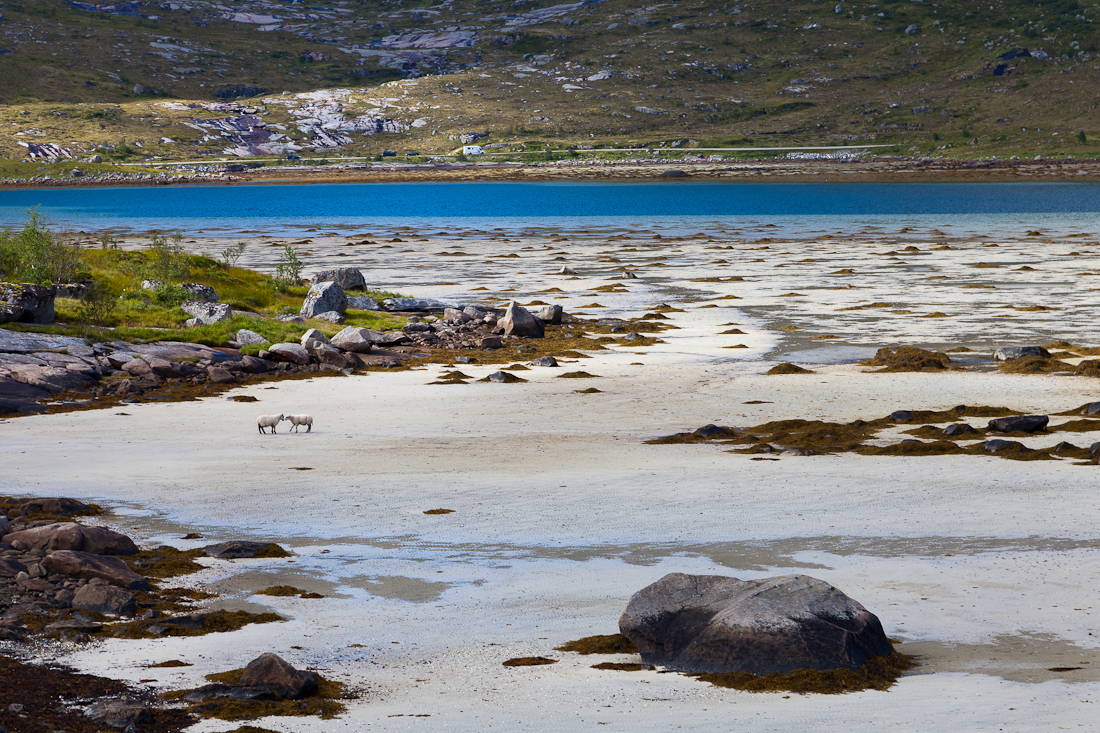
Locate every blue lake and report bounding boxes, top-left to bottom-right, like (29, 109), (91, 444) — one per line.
(1, 181), (1099, 238)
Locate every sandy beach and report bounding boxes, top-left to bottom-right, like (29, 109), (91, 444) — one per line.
(2, 224), (1100, 730)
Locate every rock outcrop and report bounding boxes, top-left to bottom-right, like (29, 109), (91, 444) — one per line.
(499, 301), (545, 338)
(300, 281), (347, 319)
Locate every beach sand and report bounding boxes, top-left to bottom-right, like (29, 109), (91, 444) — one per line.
(2, 226), (1099, 731)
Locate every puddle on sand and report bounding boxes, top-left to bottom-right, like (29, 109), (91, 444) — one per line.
(206, 569), (344, 598)
(340, 575), (453, 603)
(898, 632), (1100, 684)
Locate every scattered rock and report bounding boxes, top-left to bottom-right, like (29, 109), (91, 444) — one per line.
(485, 370), (526, 383)
(499, 301), (545, 338)
(983, 438), (1020, 453)
(1083, 402), (1100, 416)
(0, 557), (28, 578)
(207, 366), (236, 384)
(619, 573), (892, 674)
(181, 283), (218, 302)
(300, 281), (348, 319)
(329, 327), (375, 354)
(202, 540), (289, 559)
(943, 423), (978, 437)
(235, 329), (268, 346)
(479, 336), (503, 349)
(987, 415), (1048, 433)
(533, 304), (563, 325)
(383, 297), (454, 312)
(312, 310), (345, 324)
(72, 584), (137, 615)
(239, 652), (319, 699)
(267, 343), (311, 365)
(181, 301), (232, 325)
(530, 355), (559, 367)
(300, 328), (329, 348)
(993, 346), (1050, 361)
(0, 283), (55, 324)
(2, 522), (138, 555)
(347, 295), (380, 311)
(889, 410), (913, 422)
(311, 267), (366, 291)
(84, 699), (152, 729)
(41, 550), (150, 590)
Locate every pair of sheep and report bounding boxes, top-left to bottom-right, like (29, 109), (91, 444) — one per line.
(256, 414), (313, 434)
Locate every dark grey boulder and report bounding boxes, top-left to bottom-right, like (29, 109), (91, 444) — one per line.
(479, 336), (503, 349)
(888, 410), (913, 422)
(383, 297), (454, 312)
(2, 522), (138, 555)
(693, 424), (730, 438)
(943, 423), (978, 437)
(992, 346), (1050, 361)
(1081, 402), (1100, 416)
(347, 295), (380, 311)
(72, 584), (136, 615)
(182, 283), (218, 302)
(533, 304), (563, 325)
(240, 652), (319, 699)
(40, 551), (149, 590)
(311, 267), (366, 291)
(983, 439), (1021, 453)
(619, 573), (892, 674)
(530, 355), (558, 367)
(300, 281), (348, 319)
(4, 365), (93, 393)
(0, 557), (27, 578)
(84, 699), (152, 728)
(203, 540), (286, 559)
(987, 415), (1048, 433)
(182, 683), (287, 702)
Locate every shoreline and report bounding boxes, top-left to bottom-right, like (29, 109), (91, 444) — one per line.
(4, 157), (1100, 191)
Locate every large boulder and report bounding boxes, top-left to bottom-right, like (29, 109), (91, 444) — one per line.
(329, 327), (375, 354)
(239, 653), (319, 699)
(0, 282), (56, 323)
(0, 514), (11, 537)
(987, 415), (1049, 433)
(202, 540), (288, 559)
(0, 557), (27, 578)
(300, 328), (329, 348)
(182, 283), (218, 302)
(499, 301), (545, 338)
(41, 550), (150, 590)
(311, 267), (366, 291)
(19, 497), (96, 517)
(4, 365), (93, 393)
(267, 343), (311, 365)
(181, 301), (232, 325)
(312, 343), (350, 368)
(235, 329), (268, 346)
(300, 281), (347, 319)
(619, 573), (892, 674)
(312, 310), (345, 325)
(2, 522), (139, 555)
(383, 298), (455, 312)
(533, 304), (563, 325)
(84, 699), (152, 728)
(72, 583), (137, 615)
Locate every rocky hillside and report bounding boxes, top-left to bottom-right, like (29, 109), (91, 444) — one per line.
(0, 0), (1097, 165)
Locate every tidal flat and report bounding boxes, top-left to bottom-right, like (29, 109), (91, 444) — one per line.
(2, 221), (1100, 731)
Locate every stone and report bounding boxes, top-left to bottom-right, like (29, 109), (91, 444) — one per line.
(181, 683), (286, 702)
(479, 336), (503, 349)
(312, 310), (345, 324)
(347, 295), (381, 311)
(904, 23), (918, 34)
(0, 282), (55, 323)
(0, 557), (27, 578)
(983, 438), (1020, 453)
(41, 550), (150, 590)
(0, 302), (22, 324)
(992, 346), (1050, 361)
(300, 328), (329, 348)
(530, 355), (558, 367)
(888, 410), (913, 422)
(619, 573), (892, 674)
(943, 423), (978, 437)
(358, 329), (411, 346)
(1081, 402), (1100, 416)
(267, 343), (311, 365)
(499, 301), (545, 338)
(0, 329), (87, 353)
(181, 283), (218, 302)
(0, 515), (10, 536)
(383, 297), (454, 312)
(181, 301), (232, 325)
(72, 584), (136, 615)
(239, 652), (319, 699)
(558, 266), (576, 274)
(207, 366), (236, 384)
(4, 365), (93, 393)
(122, 359), (152, 377)
(202, 540), (286, 559)
(693, 424), (729, 438)
(330, 327), (375, 354)
(235, 329), (268, 346)
(311, 267), (366, 291)
(312, 343), (350, 368)
(140, 280), (163, 292)
(84, 699), (152, 729)
(47, 618), (103, 633)
(240, 355), (275, 374)
(533, 304), (563, 325)
(2, 522), (138, 555)
(276, 314), (306, 324)
(987, 415), (1048, 433)
(300, 281), (347, 319)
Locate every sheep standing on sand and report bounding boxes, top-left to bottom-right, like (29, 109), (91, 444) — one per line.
(257, 414), (285, 434)
(286, 414), (313, 433)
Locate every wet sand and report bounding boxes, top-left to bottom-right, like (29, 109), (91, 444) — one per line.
(2, 226), (1100, 730)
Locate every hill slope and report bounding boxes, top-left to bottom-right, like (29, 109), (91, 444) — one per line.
(0, 0), (1097, 168)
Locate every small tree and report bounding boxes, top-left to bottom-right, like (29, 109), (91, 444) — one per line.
(1078, 131), (1088, 144)
(76, 281), (118, 330)
(220, 240), (247, 267)
(275, 243), (304, 285)
(6, 208), (84, 285)
(146, 231), (187, 282)
(99, 233), (120, 250)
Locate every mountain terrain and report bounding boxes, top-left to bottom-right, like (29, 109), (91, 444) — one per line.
(0, 0), (1097, 174)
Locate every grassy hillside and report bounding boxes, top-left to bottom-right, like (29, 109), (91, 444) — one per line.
(0, 0), (1097, 166)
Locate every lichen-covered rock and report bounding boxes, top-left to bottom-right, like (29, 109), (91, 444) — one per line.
(0, 282), (56, 323)
(181, 300), (232, 325)
(311, 267), (366, 291)
(240, 652), (319, 699)
(236, 329), (268, 346)
(182, 283), (218, 302)
(383, 297), (455, 312)
(312, 310), (345, 324)
(348, 295), (380, 311)
(300, 281), (347, 319)
(267, 343), (311, 365)
(619, 573), (892, 675)
(329, 326), (375, 354)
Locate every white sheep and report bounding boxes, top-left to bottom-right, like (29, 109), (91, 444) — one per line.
(257, 414), (285, 434)
(286, 414), (313, 433)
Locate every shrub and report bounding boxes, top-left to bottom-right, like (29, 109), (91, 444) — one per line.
(274, 243), (304, 286)
(220, 241), (247, 267)
(76, 281), (118, 329)
(146, 231), (187, 282)
(0, 208), (85, 285)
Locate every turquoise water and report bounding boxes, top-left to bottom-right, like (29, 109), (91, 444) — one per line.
(1, 181), (1099, 237)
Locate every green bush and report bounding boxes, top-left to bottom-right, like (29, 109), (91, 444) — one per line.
(0, 208), (86, 285)
(146, 231), (187, 282)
